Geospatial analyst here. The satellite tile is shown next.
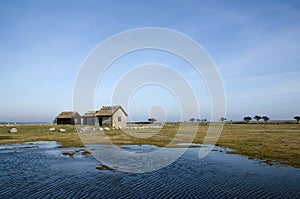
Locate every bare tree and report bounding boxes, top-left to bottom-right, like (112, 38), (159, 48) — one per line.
(294, 116), (300, 123)
(262, 116), (270, 123)
(244, 116), (252, 123)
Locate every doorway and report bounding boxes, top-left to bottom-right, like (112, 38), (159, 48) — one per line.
(98, 118), (103, 126)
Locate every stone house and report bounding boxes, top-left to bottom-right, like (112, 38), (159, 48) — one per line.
(94, 105), (127, 128)
(56, 111), (81, 125)
(82, 111), (97, 125)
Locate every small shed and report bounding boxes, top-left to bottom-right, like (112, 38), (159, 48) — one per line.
(56, 111), (81, 125)
(82, 111), (97, 125)
(95, 105), (127, 128)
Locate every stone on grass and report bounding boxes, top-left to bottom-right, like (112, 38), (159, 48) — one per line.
(9, 128), (18, 133)
(104, 127), (110, 131)
(49, 128), (56, 131)
(59, 129), (66, 132)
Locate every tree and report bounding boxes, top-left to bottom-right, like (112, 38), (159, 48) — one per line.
(262, 116), (270, 123)
(294, 116), (300, 123)
(201, 119), (207, 125)
(244, 116), (252, 123)
(253, 115), (262, 123)
(220, 117), (227, 123)
(189, 118), (195, 123)
(148, 118), (157, 124)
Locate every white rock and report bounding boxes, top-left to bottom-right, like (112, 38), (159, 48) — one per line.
(79, 129), (85, 133)
(99, 127), (104, 131)
(104, 127), (110, 131)
(49, 128), (56, 131)
(9, 128), (18, 133)
(59, 129), (66, 132)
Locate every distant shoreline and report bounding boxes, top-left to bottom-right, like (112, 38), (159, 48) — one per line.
(0, 120), (298, 125)
(0, 122), (50, 125)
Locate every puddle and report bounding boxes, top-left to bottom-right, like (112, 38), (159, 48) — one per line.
(0, 143), (299, 198)
(0, 141), (61, 149)
(176, 143), (236, 153)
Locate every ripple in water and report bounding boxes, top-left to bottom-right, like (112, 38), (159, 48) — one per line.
(0, 143), (299, 198)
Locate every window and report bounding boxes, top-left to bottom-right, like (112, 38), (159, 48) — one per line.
(118, 116), (122, 122)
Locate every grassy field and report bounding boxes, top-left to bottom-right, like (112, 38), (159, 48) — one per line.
(0, 125), (83, 148)
(0, 123), (299, 168)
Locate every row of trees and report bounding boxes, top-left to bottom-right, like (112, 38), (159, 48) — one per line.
(243, 115), (270, 123)
(243, 115), (300, 123)
(189, 118), (208, 123)
(150, 116), (300, 124)
(188, 116), (300, 123)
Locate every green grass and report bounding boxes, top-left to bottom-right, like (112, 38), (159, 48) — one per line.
(0, 123), (299, 167)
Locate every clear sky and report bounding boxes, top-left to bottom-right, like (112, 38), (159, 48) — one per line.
(0, 0), (299, 122)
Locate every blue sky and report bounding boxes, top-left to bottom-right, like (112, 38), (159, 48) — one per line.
(0, 0), (299, 122)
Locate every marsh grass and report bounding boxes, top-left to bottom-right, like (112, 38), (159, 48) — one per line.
(0, 123), (299, 167)
(0, 124), (83, 147)
(215, 124), (300, 167)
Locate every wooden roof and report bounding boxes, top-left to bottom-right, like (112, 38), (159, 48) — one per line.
(95, 105), (128, 117)
(82, 111), (97, 117)
(56, 111), (81, 119)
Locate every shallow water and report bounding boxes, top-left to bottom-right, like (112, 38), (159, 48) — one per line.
(0, 141), (61, 150)
(0, 142), (299, 198)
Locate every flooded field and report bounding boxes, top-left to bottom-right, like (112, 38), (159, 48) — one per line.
(0, 141), (299, 198)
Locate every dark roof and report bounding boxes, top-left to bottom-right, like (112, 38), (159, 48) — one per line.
(56, 111), (81, 119)
(82, 111), (97, 117)
(95, 105), (128, 117)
